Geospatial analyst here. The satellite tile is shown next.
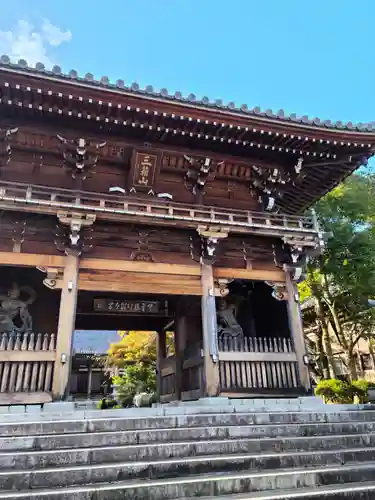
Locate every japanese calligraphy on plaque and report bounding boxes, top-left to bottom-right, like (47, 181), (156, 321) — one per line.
(93, 298), (160, 314)
(131, 152), (158, 189)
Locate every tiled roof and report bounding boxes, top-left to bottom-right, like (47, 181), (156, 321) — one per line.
(1, 54), (374, 133)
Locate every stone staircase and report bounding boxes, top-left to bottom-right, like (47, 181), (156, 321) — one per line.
(1, 403), (375, 498)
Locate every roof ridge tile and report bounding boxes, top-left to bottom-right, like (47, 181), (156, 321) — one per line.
(0, 54), (373, 133)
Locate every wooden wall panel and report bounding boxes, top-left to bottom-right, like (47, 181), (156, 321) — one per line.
(0, 120), (268, 217)
(75, 270), (202, 295)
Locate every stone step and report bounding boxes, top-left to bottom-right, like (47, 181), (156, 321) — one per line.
(0, 463), (375, 499)
(188, 482), (375, 499)
(1, 433), (375, 469)
(0, 398), (366, 420)
(3, 420), (375, 451)
(1, 447), (375, 490)
(2, 410), (375, 437)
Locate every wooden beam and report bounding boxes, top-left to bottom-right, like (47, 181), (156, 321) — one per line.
(55, 279), (202, 295)
(80, 258), (201, 276)
(75, 280), (202, 295)
(214, 267), (285, 282)
(79, 271), (201, 284)
(0, 251), (285, 284)
(218, 351), (297, 363)
(0, 251), (65, 268)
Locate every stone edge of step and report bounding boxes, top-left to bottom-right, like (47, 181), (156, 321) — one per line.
(1, 402), (375, 422)
(182, 481), (375, 499)
(1, 419), (374, 441)
(1, 465), (375, 498)
(2, 408), (375, 428)
(1, 431), (374, 458)
(1, 448), (375, 476)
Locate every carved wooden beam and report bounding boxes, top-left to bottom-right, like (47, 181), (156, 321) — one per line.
(0, 127), (18, 166)
(57, 134), (106, 180)
(56, 212), (96, 256)
(196, 225), (229, 264)
(183, 155), (220, 199)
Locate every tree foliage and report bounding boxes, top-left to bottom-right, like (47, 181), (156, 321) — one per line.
(108, 331), (157, 366)
(301, 172), (375, 381)
(107, 330), (175, 404)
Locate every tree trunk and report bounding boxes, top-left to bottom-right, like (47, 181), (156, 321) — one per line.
(323, 325), (338, 378)
(369, 339), (375, 370)
(346, 349), (358, 381)
(316, 330), (330, 379)
(315, 296), (336, 379)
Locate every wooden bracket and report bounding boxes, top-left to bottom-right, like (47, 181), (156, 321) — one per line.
(0, 127), (18, 166)
(214, 278), (232, 297)
(56, 135), (106, 180)
(273, 241), (307, 282)
(37, 267), (64, 289)
(56, 212), (96, 256)
(197, 226), (229, 263)
(265, 280), (288, 301)
(12, 220), (26, 253)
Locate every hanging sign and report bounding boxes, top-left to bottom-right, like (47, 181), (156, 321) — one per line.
(93, 298), (160, 314)
(132, 152), (158, 189)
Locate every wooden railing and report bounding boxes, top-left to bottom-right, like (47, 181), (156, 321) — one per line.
(0, 180), (319, 240)
(0, 332), (56, 404)
(218, 336), (299, 393)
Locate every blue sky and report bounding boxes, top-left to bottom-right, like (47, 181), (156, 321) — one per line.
(0, 0), (374, 127)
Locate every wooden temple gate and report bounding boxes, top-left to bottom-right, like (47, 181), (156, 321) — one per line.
(0, 56), (373, 404)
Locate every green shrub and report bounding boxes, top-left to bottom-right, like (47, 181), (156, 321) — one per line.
(112, 362), (157, 408)
(351, 379), (369, 403)
(315, 378), (371, 404)
(97, 398), (118, 410)
(112, 376), (137, 407)
(315, 379), (353, 403)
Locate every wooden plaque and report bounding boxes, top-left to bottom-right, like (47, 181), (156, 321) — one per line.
(131, 151), (158, 190)
(93, 298), (160, 314)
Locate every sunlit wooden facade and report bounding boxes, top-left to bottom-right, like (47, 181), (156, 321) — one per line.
(0, 55), (374, 404)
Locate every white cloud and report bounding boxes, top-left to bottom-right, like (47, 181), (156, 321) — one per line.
(0, 19), (72, 68)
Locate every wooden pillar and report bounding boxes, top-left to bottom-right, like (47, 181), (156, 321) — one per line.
(201, 263), (220, 397)
(175, 314), (188, 400)
(52, 253), (79, 400)
(156, 330), (166, 396)
(285, 270), (311, 393)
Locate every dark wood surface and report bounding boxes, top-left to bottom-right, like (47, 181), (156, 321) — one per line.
(0, 68), (372, 214)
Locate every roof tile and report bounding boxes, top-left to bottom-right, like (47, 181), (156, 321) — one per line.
(0, 54), (374, 133)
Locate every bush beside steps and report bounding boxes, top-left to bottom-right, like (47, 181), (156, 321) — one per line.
(315, 378), (375, 404)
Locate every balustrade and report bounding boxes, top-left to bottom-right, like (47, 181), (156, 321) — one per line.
(0, 180), (317, 239)
(218, 336), (299, 393)
(0, 332), (56, 400)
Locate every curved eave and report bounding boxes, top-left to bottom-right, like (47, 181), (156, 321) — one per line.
(1, 59), (375, 140)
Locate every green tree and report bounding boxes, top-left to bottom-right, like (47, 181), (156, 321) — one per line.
(108, 330), (157, 366)
(301, 172), (375, 381)
(107, 330), (175, 404)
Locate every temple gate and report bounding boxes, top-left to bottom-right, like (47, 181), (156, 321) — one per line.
(0, 55), (373, 404)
